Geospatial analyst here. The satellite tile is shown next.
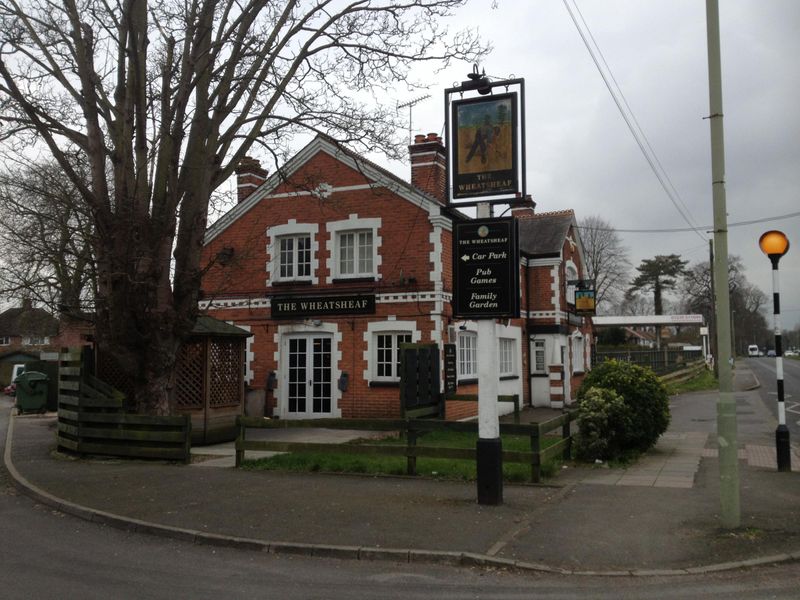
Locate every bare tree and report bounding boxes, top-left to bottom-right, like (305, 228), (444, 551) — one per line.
(0, 155), (95, 315)
(0, 0), (486, 414)
(680, 256), (769, 354)
(577, 215), (630, 311)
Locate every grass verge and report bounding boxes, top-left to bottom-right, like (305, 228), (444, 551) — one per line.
(666, 368), (718, 395)
(240, 430), (564, 482)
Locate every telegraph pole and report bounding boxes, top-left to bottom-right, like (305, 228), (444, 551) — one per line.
(706, 0), (740, 528)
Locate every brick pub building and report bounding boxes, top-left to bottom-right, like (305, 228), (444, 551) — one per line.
(200, 133), (592, 420)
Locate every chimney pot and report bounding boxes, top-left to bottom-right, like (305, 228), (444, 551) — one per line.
(413, 134), (426, 144)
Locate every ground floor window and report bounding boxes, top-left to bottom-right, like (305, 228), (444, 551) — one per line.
(499, 337), (516, 376)
(458, 332), (477, 378)
(375, 332), (412, 382)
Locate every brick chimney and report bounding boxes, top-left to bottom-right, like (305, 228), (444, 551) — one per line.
(511, 206), (535, 219)
(235, 156), (268, 203)
(409, 132), (446, 204)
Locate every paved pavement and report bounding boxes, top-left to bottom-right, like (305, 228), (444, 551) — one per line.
(3, 365), (800, 576)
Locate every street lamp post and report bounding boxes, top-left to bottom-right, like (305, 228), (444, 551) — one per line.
(759, 230), (791, 472)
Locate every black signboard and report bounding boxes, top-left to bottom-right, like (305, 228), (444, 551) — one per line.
(443, 343), (457, 395)
(271, 294), (376, 319)
(453, 218), (520, 319)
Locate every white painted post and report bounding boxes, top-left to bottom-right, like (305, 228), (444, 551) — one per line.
(475, 201), (502, 504)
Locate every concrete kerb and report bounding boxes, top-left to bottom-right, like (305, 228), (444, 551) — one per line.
(3, 409), (799, 577)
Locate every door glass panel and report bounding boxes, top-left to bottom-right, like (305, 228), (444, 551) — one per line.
(312, 337), (332, 414)
(288, 338), (307, 413)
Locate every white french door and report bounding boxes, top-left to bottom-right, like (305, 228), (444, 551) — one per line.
(284, 334), (333, 418)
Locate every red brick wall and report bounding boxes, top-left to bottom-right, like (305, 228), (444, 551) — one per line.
(201, 146), (450, 419)
(203, 150), (439, 297)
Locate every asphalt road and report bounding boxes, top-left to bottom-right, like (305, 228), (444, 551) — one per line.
(743, 356), (800, 440)
(2, 480), (800, 600)
(2, 396), (800, 598)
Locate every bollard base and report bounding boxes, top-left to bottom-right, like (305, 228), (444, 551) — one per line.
(776, 425), (792, 472)
(476, 437), (503, 505)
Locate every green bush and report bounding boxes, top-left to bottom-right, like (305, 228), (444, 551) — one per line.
(575, 386), (633, 461)
(577, 359), (670, 454)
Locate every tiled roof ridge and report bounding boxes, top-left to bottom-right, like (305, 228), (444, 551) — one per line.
(529, 209), (575, 219)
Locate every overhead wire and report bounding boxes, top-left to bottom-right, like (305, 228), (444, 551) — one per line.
(562, 0), (707, 242)
(575, 209), (800, 233)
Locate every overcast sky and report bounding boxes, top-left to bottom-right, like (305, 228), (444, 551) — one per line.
(375, 0), (800, 331)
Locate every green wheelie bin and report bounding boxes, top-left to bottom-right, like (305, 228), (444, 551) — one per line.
(14, 371), (49, 414)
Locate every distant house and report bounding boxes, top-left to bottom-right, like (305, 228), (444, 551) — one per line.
(0, 299), (59, 352)
(624, 326), (657, 348)
(0, 299), (60, 385)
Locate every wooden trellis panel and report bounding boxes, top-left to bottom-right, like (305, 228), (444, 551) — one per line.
(208, 340), (242, 408)
(175, 341), (205, 410)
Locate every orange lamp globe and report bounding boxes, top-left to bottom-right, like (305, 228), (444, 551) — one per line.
(759, 230), (790, 258)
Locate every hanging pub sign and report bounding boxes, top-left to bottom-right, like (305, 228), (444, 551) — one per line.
(568, 279), (596, 316)
(451, 93), (519, 200)
(574, 288), (596, 316)
(453, 217), (520, 319)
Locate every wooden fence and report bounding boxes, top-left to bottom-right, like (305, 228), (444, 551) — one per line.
(234, 410), (576, 483)
(56, 349), (191, 463)
(659, 359), (707, 386)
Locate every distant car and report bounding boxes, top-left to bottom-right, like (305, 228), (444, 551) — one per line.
(785, 350), (797, 357)
(767, 350), (776, 357)
(3, 383), (16, 396)
(747, 344), (760, 357)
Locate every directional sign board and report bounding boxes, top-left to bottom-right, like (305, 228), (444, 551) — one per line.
(453, 217), (520, 319)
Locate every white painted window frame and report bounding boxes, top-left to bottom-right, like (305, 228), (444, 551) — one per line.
(363, 320), (420, 383)
(498, 337), (516, 377)
(326, 215), (381, 283)
(458, 331), (478, 379)
(532, 339), (547, 374)
(266, 220), (320, 285)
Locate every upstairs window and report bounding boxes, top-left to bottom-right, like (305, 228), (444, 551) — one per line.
(326, 216), (381, 283)
(338, 230), (373, 277)
(0, 336), (10, 346)
(267, 221), (319, 285)
(532, 339), (546, 374)
(278, 235), (312, 281)
(566, 264), (578, 306)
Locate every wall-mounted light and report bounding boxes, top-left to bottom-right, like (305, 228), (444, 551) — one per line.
(216, 246), (234, 266)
